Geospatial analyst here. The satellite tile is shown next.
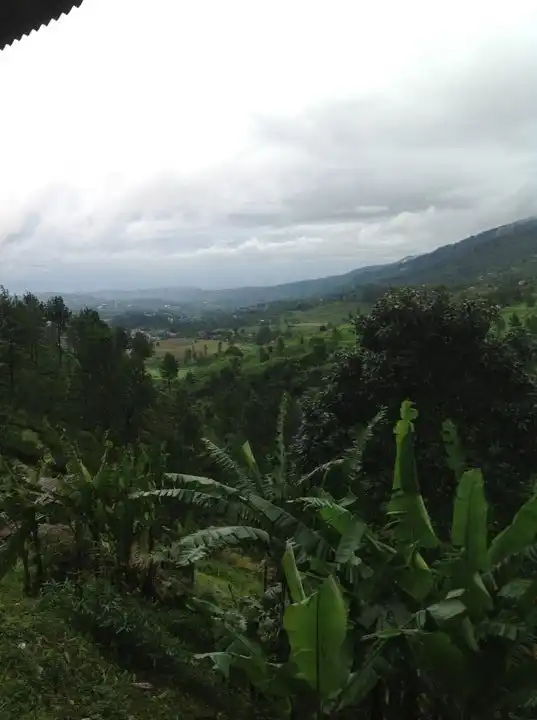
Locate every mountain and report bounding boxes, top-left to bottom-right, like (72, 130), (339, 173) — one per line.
(38, 217), (537, 312)
(374, 217), (537, 289)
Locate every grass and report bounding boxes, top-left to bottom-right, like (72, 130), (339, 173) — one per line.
(0, 569), (214, 719)
(0, 557), (265, 719)
(195, 551), (263, 606)
(285, 299), (366, 326)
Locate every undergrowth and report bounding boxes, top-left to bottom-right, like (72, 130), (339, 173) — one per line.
(0, 569), (214, 719)
(0, 560), (265, 719)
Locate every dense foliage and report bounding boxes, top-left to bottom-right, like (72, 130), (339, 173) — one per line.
(3, 283), (537, 718)
(295, 288), (537, 528)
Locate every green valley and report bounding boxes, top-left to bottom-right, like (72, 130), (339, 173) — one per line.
(3, 257), (537, 717)
(2, 4), (537, 718)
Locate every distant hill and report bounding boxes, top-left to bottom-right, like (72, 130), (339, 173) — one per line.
(44, 263), (393, 311)
(39, 217), (537, 311)
(374, 217), (537, 289)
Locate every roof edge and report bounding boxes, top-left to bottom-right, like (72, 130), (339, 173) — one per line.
(1, 1), (85, 51)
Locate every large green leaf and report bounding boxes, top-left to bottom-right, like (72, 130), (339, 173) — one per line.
(162, 473), (242, 498)
(396, 549), (434, 601)
(335, 519), (367, 565)
(315, 500), (367, 564)
(283, 574), (350, 699)
(451, 469), (488, 572)
(134, 475), (254, 522)
(240, 441), (264, 494)
(134, 486), (249, 523)
(426, 595), (467, 626)
(488, 492), (537, 566)
(282, 542), (305, 603)
(387, 401), (438, 549)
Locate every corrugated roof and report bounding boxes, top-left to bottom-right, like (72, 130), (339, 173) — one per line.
(0, 1), (84, 51)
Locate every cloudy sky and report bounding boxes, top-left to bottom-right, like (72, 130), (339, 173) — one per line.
(1, 0), (536, 293)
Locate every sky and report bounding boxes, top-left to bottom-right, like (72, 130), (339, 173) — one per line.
(1, 0), (537, 293)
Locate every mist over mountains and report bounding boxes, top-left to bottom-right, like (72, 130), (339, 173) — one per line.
(34, 217), (537, 311)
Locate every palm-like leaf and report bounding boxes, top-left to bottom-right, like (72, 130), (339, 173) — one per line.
(295, 410), (385, 497)
(247, 494), (331, 560)
(159, 525), (273, 566)
(134, 474), (256, 524)
(201, 438), (259, 495)
(345, 408), (387, 483)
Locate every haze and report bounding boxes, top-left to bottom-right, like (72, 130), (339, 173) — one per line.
(1, 0), (536, 293)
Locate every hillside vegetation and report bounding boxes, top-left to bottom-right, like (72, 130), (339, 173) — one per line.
(4, 271), (537, 718)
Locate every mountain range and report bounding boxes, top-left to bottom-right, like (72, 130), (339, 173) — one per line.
(40, 217), (537, 310)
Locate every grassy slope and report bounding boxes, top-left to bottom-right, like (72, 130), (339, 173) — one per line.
(285, 299), (363, 326)
(0, 556), (262, 719)
(0, 572), (209, 719)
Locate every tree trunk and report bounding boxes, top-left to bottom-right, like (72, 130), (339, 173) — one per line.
(370, 682), (384, 720)
(22, 543), (31, 596)
(31, 519), (44, 594)
(401, 674), (420, 720)
(8, 342), (15, 398)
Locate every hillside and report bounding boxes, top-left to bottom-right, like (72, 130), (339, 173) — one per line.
(38, 217), (537, 312)
(377, 217), (537, 289)
(4, 282), (537, 718)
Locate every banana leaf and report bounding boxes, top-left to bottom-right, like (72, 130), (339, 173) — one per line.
(388, 401), (438, 549)
(284, 573), (350, 699)
(451, 469), (488, 572)
(488, 492), (537, 566)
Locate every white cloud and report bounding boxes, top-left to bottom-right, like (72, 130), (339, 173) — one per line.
(0, 0), (537, 291)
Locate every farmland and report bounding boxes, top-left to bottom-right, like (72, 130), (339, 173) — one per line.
(143, 298), (364, 380)
(153, 337), (230, 360)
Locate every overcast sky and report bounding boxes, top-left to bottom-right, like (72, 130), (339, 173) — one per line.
(1, 0), (536, 293)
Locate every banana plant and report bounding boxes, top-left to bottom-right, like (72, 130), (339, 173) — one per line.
(133, 396), (335, 581)
(54, 442), (169, 594)
(135, 394), (382, 572)
(138, 398), (537, 717)
(359, 402), (537, 718)
(194, 541), (354, 719)
(292, 402), (537, 718)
